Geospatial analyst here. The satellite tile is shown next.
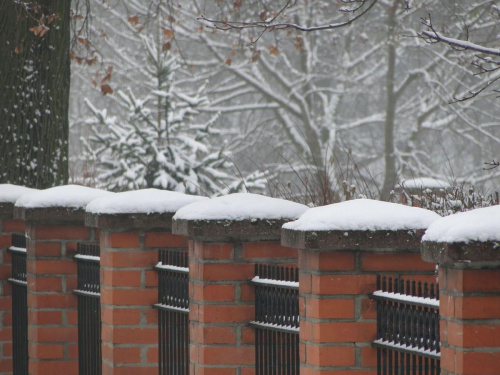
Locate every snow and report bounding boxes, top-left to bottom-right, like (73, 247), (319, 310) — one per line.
(251, 276), (299, 289)
(0, 184), (38, 203)
(399, 177), (450, 190)
(86, 188), (208, 215)
(282, 199), (440, 232)
(372, 290), (439, 308)
(173, 193), (308, 221)
(15, 185), (112, 209)
(422, 205), (500, 243)
(155, 262), (189, 273)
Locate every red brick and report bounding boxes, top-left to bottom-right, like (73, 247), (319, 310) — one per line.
(30, 327), (78, 342)
(28, 360), (78, 374)
(65, 241), (79, 256)
(0, 328), (11, 341)
(66, 275), (77, 291)
(31, 241), (61, 257)
(0, 265), (12, 279)
(29, 276), (62, 292)
(301, 251), (355, 271)
(197, 368), (236, 375)
(448, 322), (500, 348)
(32, 226), (89, 240)
(147, 346), (158, 363)
(28, 294), (77, 309)
(306, 345), (355, 366)
(440, 346), (455, 373)
(101, 269), (142, 287)
(300, 320), (313, 341)
(0, 235), (12, 248)
(242, 241), (296, 259)
(104, 346), (141, 364)
(241, 326), (255, 344)
(462, 269), (500, 293)
(361, 297), (377, 319)
(2, 219), (25, 233)
(105, 232), (140, 248)
(199, 346), (253, 365)
(198, 305), (253, 323)
(145, 232), (187, 248)
(360, 252), (434, 272)
(145, 270), (158, 287)
(361, 346), (377, 367)
(101, 288), (156, 306)
(240, 284), (255, 302)
(198, 263), (254, 281)
(457, 351), (500, 374)
(31, 259), (76, 275)
(102, 250), (156, 268)
(28, 310), (62, 325)
(145, 309), (158, 324)
(194, 242), (234, 259)
(102, 327), (157, 344)
(312, 322), (376, 343)
(193, 283), (235, 302)
(455, 296), (500, 319)
(2, 342), (13, 357)
(192, 325), (236, 344)
(299, 272), (312, 294)
(307, 298), (354, 319)
(29, 343), (64, 359)
(102, 308), (141, 325)
(67, 343), (78, 359)
(312, 274), (376, 295)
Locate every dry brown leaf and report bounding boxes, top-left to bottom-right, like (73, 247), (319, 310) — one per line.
(128, 15), (139, 25)
(269, 45), (279, 56)
(162, 28), (175, 40)
(100, 84), (114, 96)
(225, 58), (232, 66)
(250, 50), (261, 63)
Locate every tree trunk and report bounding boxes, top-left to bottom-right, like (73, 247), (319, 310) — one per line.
(380, 3), (398, 201)
(0, 0), (70, 188)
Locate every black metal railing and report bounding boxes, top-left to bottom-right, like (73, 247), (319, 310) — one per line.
(251, 264), (299, 375)
(74, 242), (101, 375)
(155, 248), (189, 375)
(8, 233), (28, 375)
(372, 275), (440, 375)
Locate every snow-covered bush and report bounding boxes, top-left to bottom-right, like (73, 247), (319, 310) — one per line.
(83, 35), (265, 195)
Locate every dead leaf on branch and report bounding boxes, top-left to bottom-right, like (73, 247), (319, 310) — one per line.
(225, 58), (232, 66)
(162, 28), (175, 40)
(29, 24), (50, 37)
(250, 50), (261, 62)
(100, 84), (114, 96)
(162, 42), (171, 51)
(128, 15), (139, 25)
(269, 45), (279, 56)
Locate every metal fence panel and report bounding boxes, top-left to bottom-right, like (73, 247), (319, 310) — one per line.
(155, 248), (189, 375)
(74, 242), (101, 375)
(372, 275), (440, 375)
(251, 264), (299, 375)
(8, 234), (28, 375)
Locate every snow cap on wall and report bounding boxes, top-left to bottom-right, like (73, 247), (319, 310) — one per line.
(0, 184), (38, 203)
(398, 177), (450, 190)
(86, 188), (208, 215)
(282, 198), (440, 232)
(173, 193), (308, 221)
(15, 185), (112, 209)
(423, 205), (500, 243)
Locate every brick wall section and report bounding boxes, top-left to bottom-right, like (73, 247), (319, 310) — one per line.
(282, 229), (436, 375)
(86, 212), (185, 375)
(15, 207), (97, 375)
(0, 203), (24, 375)
(422, 241), (500, 375)
(173, 219), (298, 375)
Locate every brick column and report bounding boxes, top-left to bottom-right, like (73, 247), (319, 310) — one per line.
(173, 194), (306, 375)
(15, 185), (109, 375)
(282, 200), (439, 375)
(85, 189), (206, 375)
(0, 185), (36, 375)
(422, 228), (500, 374)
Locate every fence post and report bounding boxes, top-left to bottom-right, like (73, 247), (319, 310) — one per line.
(15, 185), (108, 375)
(85, 189), (205, 375)
(0, 185), (34, 375)
(281, 199), (438, 374)
(172, 193), (306, 375)
(422, 207), (500, 375)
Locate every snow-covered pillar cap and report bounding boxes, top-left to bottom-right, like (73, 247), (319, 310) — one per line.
(85, 189), (208, 229)
(421, 205), (500, 265)
(0, 184), (38, 216)
(282, 199), (441, 250)
(172, 193), (309, 240)
(14, 185), (112, 223)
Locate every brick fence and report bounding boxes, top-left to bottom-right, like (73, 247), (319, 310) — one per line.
(0, 184), (499, 375)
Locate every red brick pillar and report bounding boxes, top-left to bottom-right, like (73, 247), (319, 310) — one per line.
(172, 193), (307, 375)
(15, 185), (109, 375)
(422, 208), (500, 375)
(0, 184), (35, 375)
(85, 189), (206, 375)
(281, 199), (439, 375)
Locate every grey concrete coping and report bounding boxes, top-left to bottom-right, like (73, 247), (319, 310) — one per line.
(421, 240), (500, 265)
(281, 228), (425, 251)
(0, 202), (14, 218)
(85, 211), (174, 230)
(172, 218), (289, 241)
(14, 206), (85, 224)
